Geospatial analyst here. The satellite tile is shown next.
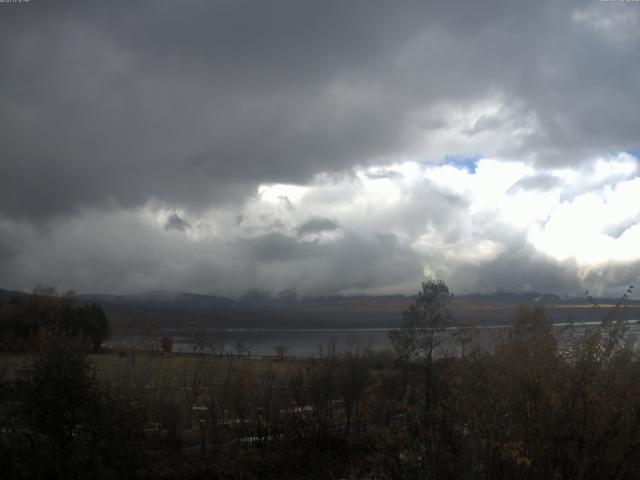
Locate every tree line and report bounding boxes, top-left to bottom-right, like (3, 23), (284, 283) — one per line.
(0, 289), (109, 352)
(1, 280), (639, 479)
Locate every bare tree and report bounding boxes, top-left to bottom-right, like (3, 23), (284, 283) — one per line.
(178, 358), (206, 429)
(213, 331), (229, 356)
(389, 279), (452, 419)
(453, 319), (480, 358)
(274, 344), (288, 360)
(338, 351), (370, 437)
(233, 339), (248, 357)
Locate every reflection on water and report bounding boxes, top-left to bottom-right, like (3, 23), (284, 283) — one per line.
(108, 320), (640, 357)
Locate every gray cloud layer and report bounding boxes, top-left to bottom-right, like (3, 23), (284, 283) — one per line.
(1, 1), (639, 296)
(297, 217), (338, 236)
(2, 0), (639, 220)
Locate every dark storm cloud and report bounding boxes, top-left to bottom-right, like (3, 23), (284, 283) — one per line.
(297, 217), (339, 236)
(465, 248), (583, 296)
(237, 231), (424, 294)
(240, 233), (311, 263)
(1, 0), (639, 221)
(0, 0), (418, 219)
(580, 260), (640, 297)
(164, 213), (190, 232)
(0, 208), (423, 296)
(0, 227), (18, 264)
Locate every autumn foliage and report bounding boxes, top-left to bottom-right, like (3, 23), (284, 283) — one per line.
(161, 335), (174, 353)
(1, 282), (639, 479)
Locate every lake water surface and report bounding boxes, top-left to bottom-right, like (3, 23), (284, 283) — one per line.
(108, 320), (640, 357)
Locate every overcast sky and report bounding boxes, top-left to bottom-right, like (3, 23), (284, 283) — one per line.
(1, 0), (639, 298)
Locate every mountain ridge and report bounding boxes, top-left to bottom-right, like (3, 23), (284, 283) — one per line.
(3, 286), (639, 332)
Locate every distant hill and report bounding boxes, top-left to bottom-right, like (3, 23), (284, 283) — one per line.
(77, 290), (237, 310)
(0, 288), (27, 303)
(1, 288), (638, 332)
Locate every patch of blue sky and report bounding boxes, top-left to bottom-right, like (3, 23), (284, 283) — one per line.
(625, 148), (640, 160)
(441, 154), (481, 173)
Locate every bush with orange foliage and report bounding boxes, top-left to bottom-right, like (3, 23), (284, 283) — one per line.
(161, 335), (174, 353)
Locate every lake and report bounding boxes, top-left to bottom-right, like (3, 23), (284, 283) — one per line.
(107, 320), (640, 357)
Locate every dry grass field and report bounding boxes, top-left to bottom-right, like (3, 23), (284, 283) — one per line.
(1, 351), (303, 386)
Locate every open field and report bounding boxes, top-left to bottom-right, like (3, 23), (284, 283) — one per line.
(1, 351), (304, 385)
(5, 301), (640, 479)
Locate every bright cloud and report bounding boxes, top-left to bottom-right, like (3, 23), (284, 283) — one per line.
(2, 153), (638, 297)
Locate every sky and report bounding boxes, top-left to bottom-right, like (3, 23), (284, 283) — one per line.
(1, 0), (639, 298)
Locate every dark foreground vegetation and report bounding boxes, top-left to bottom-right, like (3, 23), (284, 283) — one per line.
(0, 288), (109, 353)
(0, 281), (639, 479)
